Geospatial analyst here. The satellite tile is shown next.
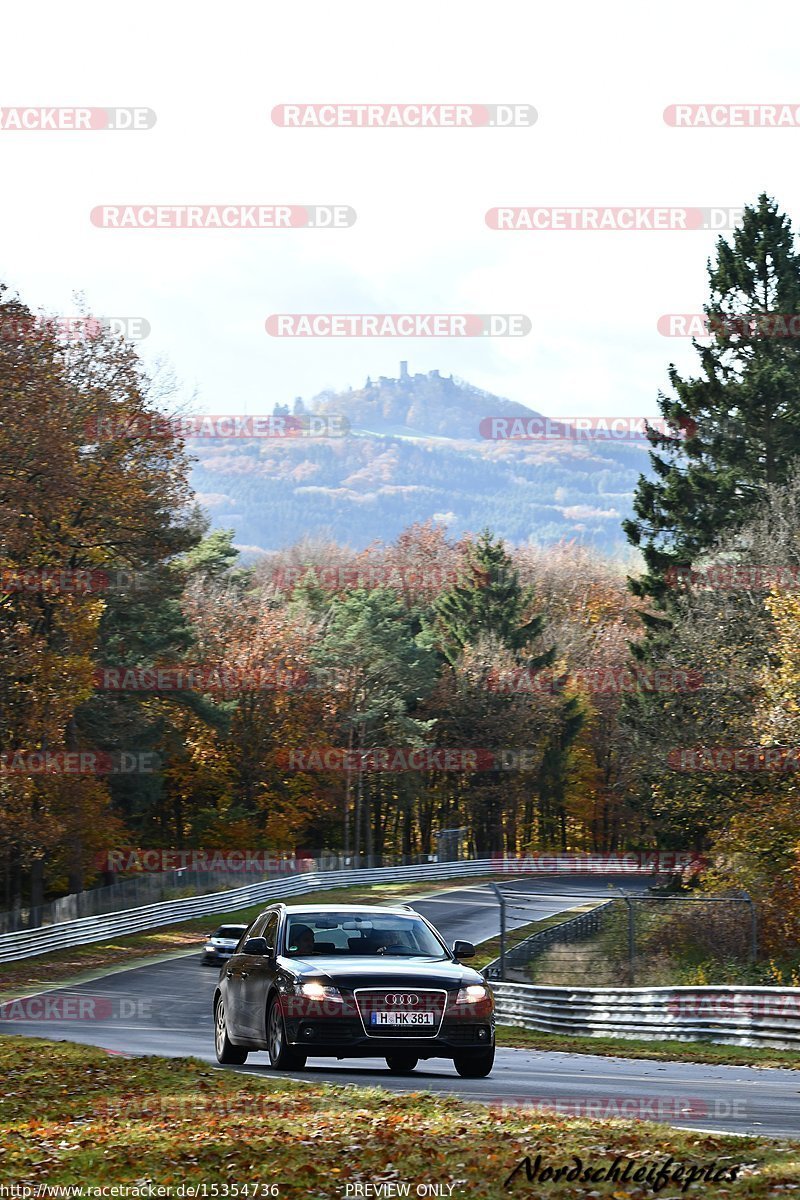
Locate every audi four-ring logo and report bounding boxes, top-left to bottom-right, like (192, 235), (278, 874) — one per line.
(385, 992), (419, 1006)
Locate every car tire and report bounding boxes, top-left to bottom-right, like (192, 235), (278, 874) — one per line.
(453, 1045), (495, 1078)
(214, 997), (248, 1065)
(267, 998), (307, 1071)
(385, 1054), (419, 1074)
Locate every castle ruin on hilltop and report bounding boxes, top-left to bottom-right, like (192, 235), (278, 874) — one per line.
(364, 361), (452, 390)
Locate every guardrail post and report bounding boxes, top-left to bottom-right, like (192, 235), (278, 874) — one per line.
(490, 882), (506, 980)
(746, 894), (758, 963)
(614, 886), (635, 986)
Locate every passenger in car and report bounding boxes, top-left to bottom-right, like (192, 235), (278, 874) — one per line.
(288, 924), (316, 955)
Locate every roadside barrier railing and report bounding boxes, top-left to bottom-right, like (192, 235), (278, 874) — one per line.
(490, 980), (800, 1051)
(0, 855), (678, 963)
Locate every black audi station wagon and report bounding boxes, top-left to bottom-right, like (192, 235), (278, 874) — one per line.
(213, 903), (495, 1077)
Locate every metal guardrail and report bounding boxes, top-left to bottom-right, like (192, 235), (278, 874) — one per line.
(0, 855), (681, 965)
(0, 860), (318, 933)
(0, 861), (497, 963)
(491, 982), (800, 1050)
(484, 900), (615, 980)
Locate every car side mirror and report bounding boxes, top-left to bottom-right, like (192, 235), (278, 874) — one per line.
(452, 940), (475, 959)
(242, 937), (272, 956)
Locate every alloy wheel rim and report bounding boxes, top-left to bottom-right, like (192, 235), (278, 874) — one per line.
(215, 1002), (226, 1056)
(269, 1003), (282, 1060)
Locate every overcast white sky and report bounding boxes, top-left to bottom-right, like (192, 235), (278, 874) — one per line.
(2, 0), (799, 421)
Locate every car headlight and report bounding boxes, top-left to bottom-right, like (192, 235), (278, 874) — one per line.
(456, 984), (490, 1005)
(294, 981), (343, 1001)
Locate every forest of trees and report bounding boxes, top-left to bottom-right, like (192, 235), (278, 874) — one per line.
(3, 194), (800, 956)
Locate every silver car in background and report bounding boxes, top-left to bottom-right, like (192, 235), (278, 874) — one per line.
(203, 923), (248, 965)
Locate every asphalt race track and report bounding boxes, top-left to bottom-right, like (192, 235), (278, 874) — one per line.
(3, 875), (799, 1138)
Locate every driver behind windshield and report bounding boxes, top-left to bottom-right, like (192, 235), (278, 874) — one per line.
(286, 923), (315, 956)
(369, 928), (407, 954)
(282, 912), (446, 958)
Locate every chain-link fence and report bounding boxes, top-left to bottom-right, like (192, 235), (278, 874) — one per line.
(484, 891), (758, 987)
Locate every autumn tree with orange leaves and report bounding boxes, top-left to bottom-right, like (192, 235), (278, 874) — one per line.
(0, 286), (198, 911)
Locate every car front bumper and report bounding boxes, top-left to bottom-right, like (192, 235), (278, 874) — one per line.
(282, 1014), (494, 1057)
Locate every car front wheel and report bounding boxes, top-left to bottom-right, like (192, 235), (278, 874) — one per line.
(385, 1054), (418, 1074)
(267, 998), (307, 1070)
(453, 1045), (495, 1078)
(214, 997), (248, 1065)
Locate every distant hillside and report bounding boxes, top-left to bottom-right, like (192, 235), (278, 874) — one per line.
(189, 364), (650, 557)
(310, 362), (545, 439)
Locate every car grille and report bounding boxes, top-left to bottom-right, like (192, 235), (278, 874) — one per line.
(354, 988), (447, 1038)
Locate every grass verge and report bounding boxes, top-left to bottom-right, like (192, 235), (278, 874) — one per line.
(496, 1025), (800, 1070)
(1, 1036), (799, 1197)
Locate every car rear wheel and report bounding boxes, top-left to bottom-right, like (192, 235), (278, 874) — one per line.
(214, 997), (248, 1065)
(267, 998), (307, 1070)
(453, 1046), (495, 1078)
(385, 1054), (419, 1074)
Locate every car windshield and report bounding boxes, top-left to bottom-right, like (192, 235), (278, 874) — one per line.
(215, 926), (246, 940)
(283, 912), (448, 958)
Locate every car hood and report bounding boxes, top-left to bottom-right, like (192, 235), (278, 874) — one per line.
(278, 954), (485, 988)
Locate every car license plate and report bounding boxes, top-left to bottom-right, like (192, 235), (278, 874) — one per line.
(370, 1011), (435, 1026)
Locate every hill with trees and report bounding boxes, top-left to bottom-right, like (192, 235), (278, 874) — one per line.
(190, 366), (647, 556)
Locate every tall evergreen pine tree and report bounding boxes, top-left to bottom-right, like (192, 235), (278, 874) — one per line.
(624, 194), (800, 609)
(433, 529), (553, 668)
